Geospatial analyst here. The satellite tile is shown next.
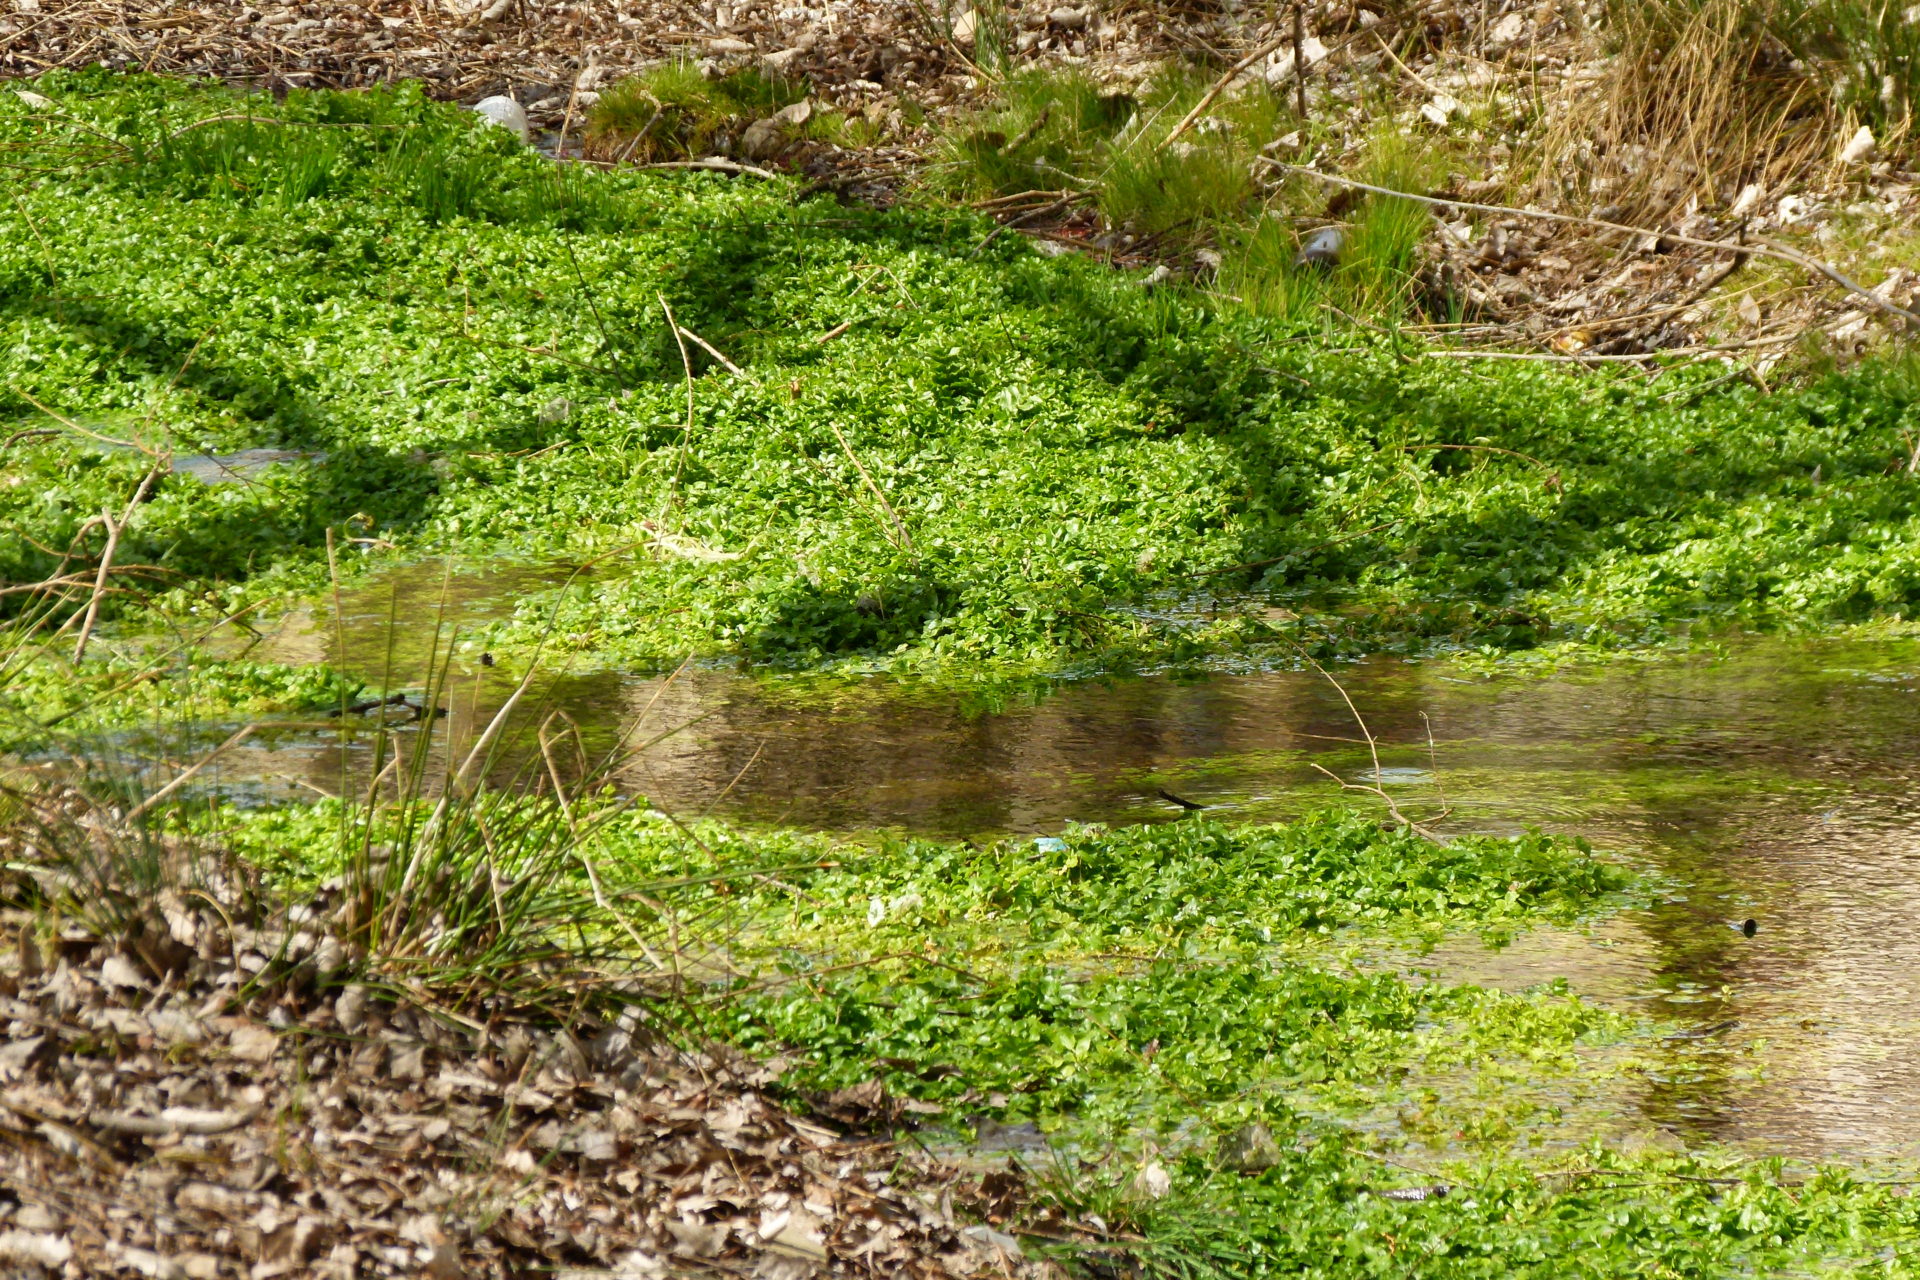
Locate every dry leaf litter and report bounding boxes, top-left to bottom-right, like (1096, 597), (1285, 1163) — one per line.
(0, 796), (1050, 1280)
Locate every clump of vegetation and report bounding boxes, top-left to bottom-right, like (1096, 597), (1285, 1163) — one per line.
(930, 67), (1290, 242)
(584, 60), (814, 161)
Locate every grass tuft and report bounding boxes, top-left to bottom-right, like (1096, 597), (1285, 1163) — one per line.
(585, 61), (809, 161)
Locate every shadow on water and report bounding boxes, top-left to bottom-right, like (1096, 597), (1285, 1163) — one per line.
(153, 561), (1920, 1164)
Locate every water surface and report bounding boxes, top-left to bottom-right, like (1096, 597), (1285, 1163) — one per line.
(168, 563), (1920, 1163)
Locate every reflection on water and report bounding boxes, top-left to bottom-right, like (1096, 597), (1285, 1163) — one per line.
(178, 564), (1920, 1161)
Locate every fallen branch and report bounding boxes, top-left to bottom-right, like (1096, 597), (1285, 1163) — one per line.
(1259, 159), (1920, 330)
(1165, 30), (1294, 146)
(636, 157), (780, 180)
(676, 324), (750, 379)
(88, 1107), (256, 1137)
(1419, 333), (1801, 363)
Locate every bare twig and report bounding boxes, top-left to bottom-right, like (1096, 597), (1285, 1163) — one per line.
(658, 294), (695, 430)
(7, 384), (160, 456)
(125, 724), (261, 822)
(676, 325), (750, 379)
(69, 506), (121, 665)
(826, 422), (913, 552)
(636, 157), (780, 179)
(1165, 29), (1294, 146)
(1292, 0), (1308, 118)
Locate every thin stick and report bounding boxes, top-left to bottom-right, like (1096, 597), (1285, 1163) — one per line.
(658, 294), (695, 429)
(1292, 0), (1308, 118)
(70, 506), (120, 664)
(701, 738), (766, 819)
(614, 104), (665, 164)
(676, 324), (749, 378)
(554, 57), (584, 160)
(815, 318), (856, 343)
(636, 157), (780, 179)
(1420, 335), (1799, 363)
(126, 725), (259, 821)
(1420, 711), (1450, 824)
(1165, 29), (1295, 146)
(826, 422), (913, 551)
(1370, 29), (1436, 96)
(1259, 159), (1920, 328)
(7, 384), (160, 456)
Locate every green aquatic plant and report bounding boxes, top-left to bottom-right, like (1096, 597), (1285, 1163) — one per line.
(7, 74), (1920, 683)
(172, 787), (1920, 1276)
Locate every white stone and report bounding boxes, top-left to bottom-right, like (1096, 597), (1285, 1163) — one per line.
(1839, 124), (1876, 165)
(472, 95), (529, 142)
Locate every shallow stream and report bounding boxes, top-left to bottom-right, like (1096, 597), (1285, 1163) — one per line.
(143, 562), (1920, 1164)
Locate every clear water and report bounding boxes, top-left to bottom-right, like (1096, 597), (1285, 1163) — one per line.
(150, 562), (1920, 1161)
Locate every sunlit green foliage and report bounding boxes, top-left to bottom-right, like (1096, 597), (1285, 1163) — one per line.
(7, 74), (1920, 683)
(227, 798), (1901, 1276)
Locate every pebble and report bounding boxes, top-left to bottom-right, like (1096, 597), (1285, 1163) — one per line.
(471, 95), (529, 142)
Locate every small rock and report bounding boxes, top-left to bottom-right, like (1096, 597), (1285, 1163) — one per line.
(100, 952), (149, 991)
(228, 1024), (278, 1064)
(1131, 1161), (1172, 1199)
(390, 1042), (428, 1082)
(1729, 181), (1765, 217)
(335, 985), (369, 1034)
(13, 1206), (59, 1233)
(708, 36), (754, 53)
(1048, 6), (1087, 28)
(0, 1232), (73, 1268)
(951, 6), (978, 44)
(738, 120), (783, 161)
(1839, 124), (1876, 165)
(1487, 11), (1528, 46)
(471, 95), (529, 143)
(1419, 93), (1462, 125)
(1220, 1122), (1282, 1172)
(1294, 226), (1343, 269)
(1263, 36), (1329, 85)
(1775, 193), (1815, 225)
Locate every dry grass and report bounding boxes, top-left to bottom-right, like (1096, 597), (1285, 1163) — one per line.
(1535, 0), (1833, 222)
